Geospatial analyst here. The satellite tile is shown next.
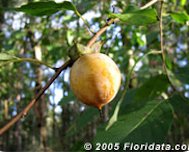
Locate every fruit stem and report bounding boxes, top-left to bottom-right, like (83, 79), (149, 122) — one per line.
(99, 109), (104, 121)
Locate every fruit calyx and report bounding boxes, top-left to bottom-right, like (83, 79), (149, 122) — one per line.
(68, 41), (103, 62)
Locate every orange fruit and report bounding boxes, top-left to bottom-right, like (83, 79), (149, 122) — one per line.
(70, 53), (121, 110)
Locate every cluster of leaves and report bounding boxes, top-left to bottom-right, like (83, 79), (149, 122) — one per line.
(0, 0), (189, 151)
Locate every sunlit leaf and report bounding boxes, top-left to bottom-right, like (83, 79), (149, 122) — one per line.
(135, 75), (169, 101)
(181, 0), (187, 6)
(0, 52), (18, 61)
(67, 30), (75, 45)
(0, 53), (53, 69)
(124, 5), (139, 13)
(94, 100), (173, 143)
(170, 12), (189, 24)
(169, 94), (189, 115)
(60, 1), (77, 12)
(107, 52), (163, 130)
(174, 66), (189, 84)
(15, 1), (61, 16)
(109, 8), (158, 25)
(15, 1), (79, 16)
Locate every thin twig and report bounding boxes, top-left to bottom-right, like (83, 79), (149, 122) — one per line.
(106, 0), (166, 129)
(75, 10), (94, 35)
(0, 58), (55, 70)
(87, 19), (117, 48)
(0, 0), (164, 136)
(159, 1), (165, 71)
(0, 60), (72, 135)
(87, 0), (160, 47)
(159, 1), (176, 91)
(140, 0), (160, 10)
(0, 15), (116, 136)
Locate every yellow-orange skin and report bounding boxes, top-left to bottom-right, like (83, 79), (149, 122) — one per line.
(70, 53), (121, 110)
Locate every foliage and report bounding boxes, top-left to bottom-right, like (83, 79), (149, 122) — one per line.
(15, 1), (79, 16)
(109, 7), (158, 25)
(0, 0), (189, 151)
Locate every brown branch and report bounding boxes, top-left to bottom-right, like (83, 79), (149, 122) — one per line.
(87, 0), (161, 47)
(159, 1), (165, 69)
(87, 19), (116, 48)
(0, 17), (115, 136)
(159, 1), (169, 75)
(158, 1), (177, 91)
(0, 0), (161, 136)
(0, 60), (72, 135)
(140, 0), (160, 10)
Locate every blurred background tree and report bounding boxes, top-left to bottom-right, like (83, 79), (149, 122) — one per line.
(0, 0), (189, 151)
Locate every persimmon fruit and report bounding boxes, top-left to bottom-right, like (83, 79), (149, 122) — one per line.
(70, 53), (121, 110)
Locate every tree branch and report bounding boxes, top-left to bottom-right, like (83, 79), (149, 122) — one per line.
(87, 19), (117, 48)
(87, 0), (161, 47)
(158, 1), (176, 91)
(140, 0), (160, 10)
(0, 16), (116, 136)
(159, 1), (165, 68)
(0, 0), (163, 135)
(0, 60), (72, 135)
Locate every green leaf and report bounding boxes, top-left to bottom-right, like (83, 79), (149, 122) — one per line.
(0, 53), (53, 69)
(69, 43), (99, 61)
(109, 8), (158, 25)
(135, 74), (169, 101)
(106, 51), (162, 130)
(15, 1), (61, 16)
(146, 31), (159, 45)
(76, 43), (91, 54)
(124, 5), (139, 13)
(67, 30), (75, 45)
(118, 74), (170, 116)
(60, 1), (77, 12)
(165, 55), (173, 70)
(15, 1), (78, 16)
(174, 66), (189, 84)
(170, 12), (189, 24)
(169, 94), (189, 115)
(181, 0), (187, 6)
(0, 52), (18, 61)
(94, 100), (173, 144)
(106, 74), (169, 130)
